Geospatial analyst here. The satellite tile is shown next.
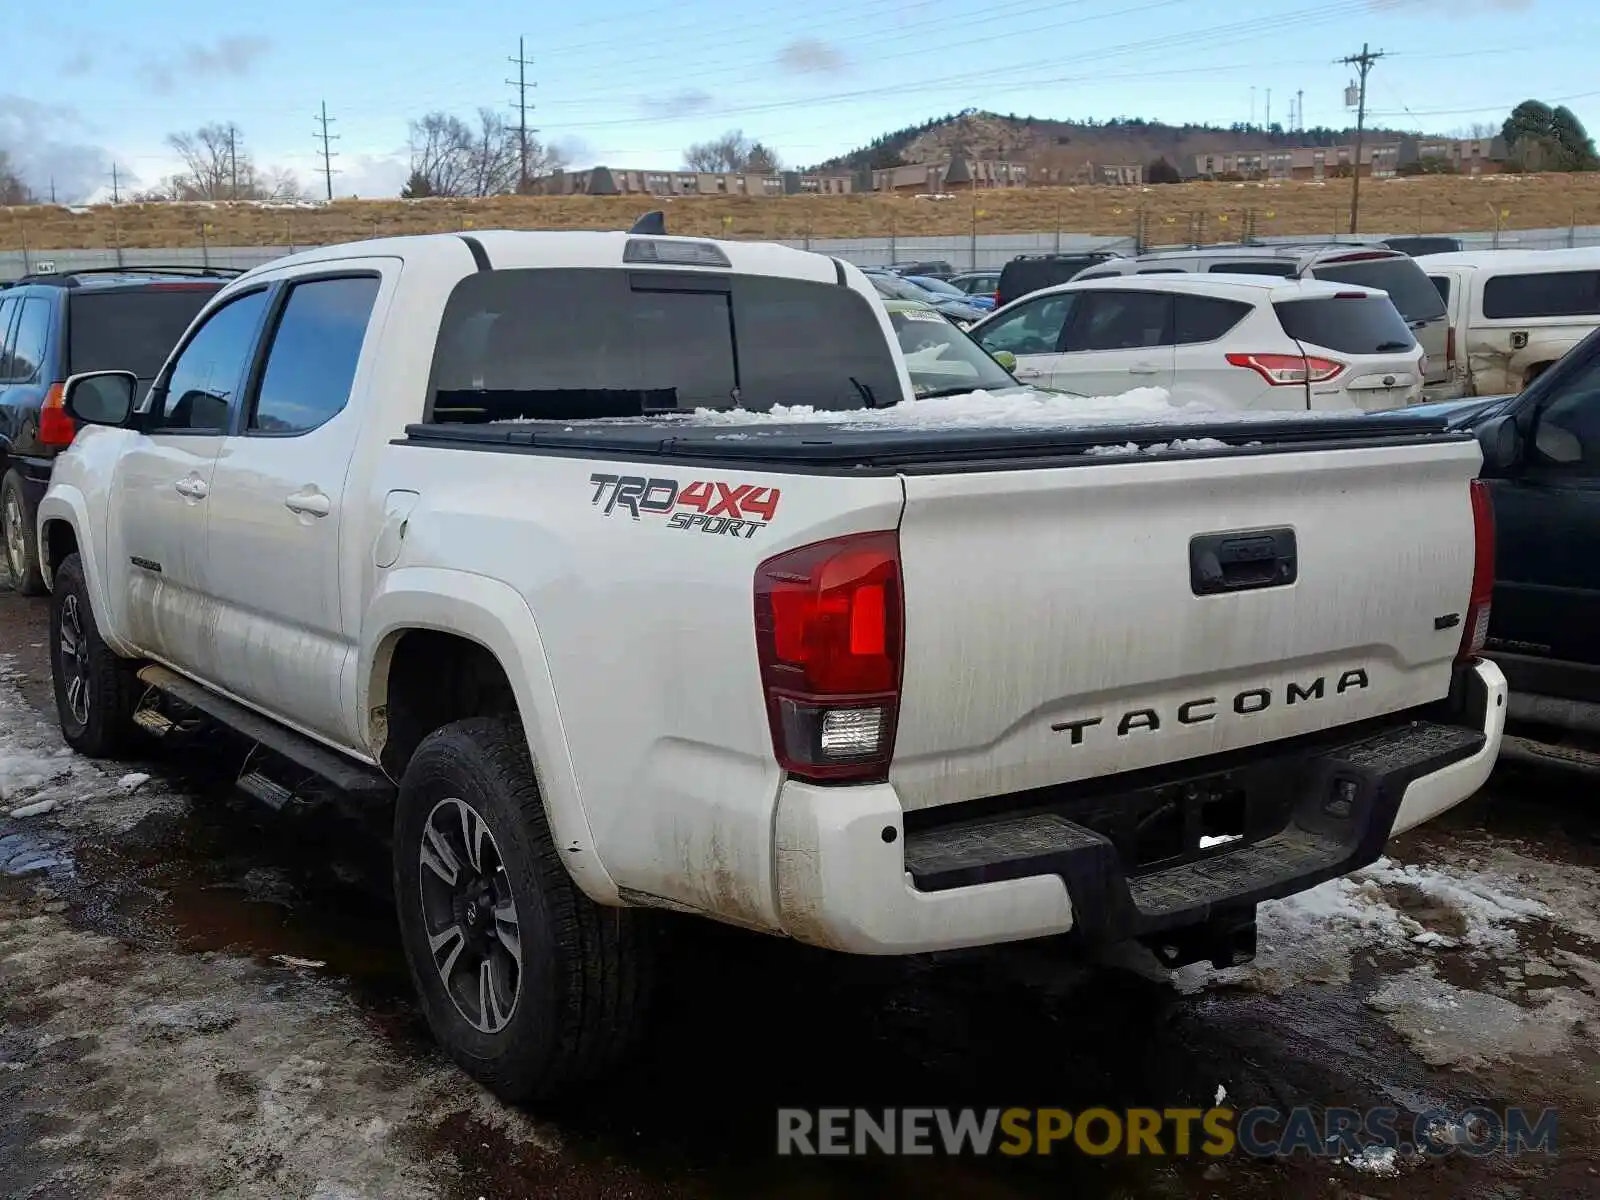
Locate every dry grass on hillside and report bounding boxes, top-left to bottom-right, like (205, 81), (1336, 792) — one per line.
(5, 173), (1600, 251)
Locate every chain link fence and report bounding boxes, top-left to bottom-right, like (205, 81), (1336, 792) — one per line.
(4, 215), (1600, 280)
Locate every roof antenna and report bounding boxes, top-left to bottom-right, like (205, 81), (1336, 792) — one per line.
(629, 210), (667, 235)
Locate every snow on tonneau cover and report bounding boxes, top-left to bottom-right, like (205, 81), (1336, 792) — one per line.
(502, 385), (1482, 813)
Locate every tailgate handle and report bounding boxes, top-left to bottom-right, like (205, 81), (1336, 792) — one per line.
(1189, 528), (1297, 595)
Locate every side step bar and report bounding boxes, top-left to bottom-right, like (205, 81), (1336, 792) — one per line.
(137, 665), (395, 800)
(1500, 733), (1600, 777)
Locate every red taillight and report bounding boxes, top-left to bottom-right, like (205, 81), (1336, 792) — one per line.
(1225, 352), (1346, 385)
(38, 383), (77, 447)
(754, 531), (903, 783)
(1460, 479), (1495, 661)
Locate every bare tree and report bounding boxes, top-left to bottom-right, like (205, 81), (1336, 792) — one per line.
(406, 109), (566, 197)
(745, 141), (782, 173)
(684, 130), (754, 173)
(0, 150), (34, 205)
(142, 124), (308, 201)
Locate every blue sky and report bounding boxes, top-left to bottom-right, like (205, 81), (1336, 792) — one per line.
(3, 0), (1595, 201)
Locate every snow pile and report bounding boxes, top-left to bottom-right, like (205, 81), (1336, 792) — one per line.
(1341, 1145), (1402, 1177)
(687, 386), (1203, 430)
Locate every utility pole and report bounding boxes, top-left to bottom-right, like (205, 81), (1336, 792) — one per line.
(1266, 88), (1272, 129)
(228, 124), (239, 200)
(1338, 43), (1386, 235)
(49, 178), (56, 204)
(314, 101), (341, 200)
(507, 37), (538, 191)
(1297, 88), (1305, 132)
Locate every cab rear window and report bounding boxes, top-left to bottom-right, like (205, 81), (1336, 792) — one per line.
(425, 268), (902, 422)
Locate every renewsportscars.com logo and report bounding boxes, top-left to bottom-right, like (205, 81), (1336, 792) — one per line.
(775, 1106), (1559, 1160)
(589, 473), (782, 539)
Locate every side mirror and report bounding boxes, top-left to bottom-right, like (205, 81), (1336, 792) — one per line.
(63, 371), (138, 427)
(1475, 413), (1522, 476)
(992, 350), (1018, 372)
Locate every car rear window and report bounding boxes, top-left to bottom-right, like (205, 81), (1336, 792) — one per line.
(1274, 296), (1417, 355)
(1204, 260), (1297, 277)
(68, 287), (218, 378)
(426, 268), (902, 422)
(1481, 270), (1600, 320)
(1309, 257), (1447, 322)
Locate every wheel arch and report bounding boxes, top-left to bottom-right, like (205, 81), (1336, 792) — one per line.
(362, 567), (618, 904)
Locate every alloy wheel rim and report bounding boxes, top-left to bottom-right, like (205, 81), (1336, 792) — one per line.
(59, 594), (91, 727)
(3, 492), (23, 580)
(417, 796), (522, 1034)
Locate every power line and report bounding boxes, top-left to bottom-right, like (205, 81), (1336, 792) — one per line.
(1338, 41), (1386, 235)
(315, 101), (341, 201)
(507, 37), (538, 190)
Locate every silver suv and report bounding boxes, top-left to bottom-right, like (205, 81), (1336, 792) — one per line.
(1073, 243), (1456, 400)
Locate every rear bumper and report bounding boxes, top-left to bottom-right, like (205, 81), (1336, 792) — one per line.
(11, 455), (51, 507)
(772, 658), (1505, 955)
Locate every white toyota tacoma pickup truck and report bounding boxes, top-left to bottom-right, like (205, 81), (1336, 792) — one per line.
(38, 228), (1506, 1101)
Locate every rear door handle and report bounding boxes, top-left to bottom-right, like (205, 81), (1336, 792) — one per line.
(1129, 363), (1162, 375)
(285, 489), (332, 518)
(174, 478), (208, 500)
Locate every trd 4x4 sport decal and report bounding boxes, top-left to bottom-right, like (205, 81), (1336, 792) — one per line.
(588, 474), (781, 538)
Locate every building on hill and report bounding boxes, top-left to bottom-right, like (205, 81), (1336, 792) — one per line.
(1187, 136), (1508, 182)
(527, 167), (855, 197)
(869, 157), (1028, 193)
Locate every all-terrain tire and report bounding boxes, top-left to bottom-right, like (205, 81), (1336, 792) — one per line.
(50, 553), (144, 757)
(393, 716), (654, 1103)
(2, 469), (46, 597)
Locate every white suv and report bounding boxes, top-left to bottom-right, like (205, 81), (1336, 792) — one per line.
(967, 273), (1427, 412)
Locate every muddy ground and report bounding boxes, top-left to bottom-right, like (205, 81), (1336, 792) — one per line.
(2, 576), (1598, 1200)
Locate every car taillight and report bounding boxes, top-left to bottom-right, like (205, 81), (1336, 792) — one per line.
(1225, 352), (1346, 385)
(754, 531), (903, 783)
(38, 383), (76, 447)
(1459, 479), (1495, 661)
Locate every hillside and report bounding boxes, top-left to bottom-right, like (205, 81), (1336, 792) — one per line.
(2, 174), (1597, 253)
(805, 110), (1420, 177)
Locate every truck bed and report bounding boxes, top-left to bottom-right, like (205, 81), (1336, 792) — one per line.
(400, 409), (1470, 472)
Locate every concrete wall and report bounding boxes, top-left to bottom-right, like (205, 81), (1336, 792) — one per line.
(6, 224), (1600, 281)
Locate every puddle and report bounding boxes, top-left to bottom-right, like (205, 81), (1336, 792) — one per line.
(0, 828), (73, 878)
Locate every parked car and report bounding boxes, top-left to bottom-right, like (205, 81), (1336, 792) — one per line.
(885, 259), (956, 280)
(1382, 236), (1464, 257)
(968, 273), (1424, 410)
(1073, 244), (1454, 401)
(1419, 247), (1600, 398)
(995, 252), (1124, 308)
(1, 266), (236, 595)
(882, 297), (1021, 396)
(42, 229), (1500, 1103)
(949, 270), (1001, 304)
(1397, 325), (1600, 771)
(905, 274), (995, 311)
(865, 271), (987, 325)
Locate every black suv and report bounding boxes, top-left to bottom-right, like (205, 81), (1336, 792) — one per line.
(1, 267), (236, 594)
(995, 252), (1124, 309)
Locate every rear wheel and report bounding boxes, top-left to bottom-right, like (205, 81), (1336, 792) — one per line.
(393, 717), (654, 1102)
(50, 554), (143, 757)
(2, 469), (45, 597)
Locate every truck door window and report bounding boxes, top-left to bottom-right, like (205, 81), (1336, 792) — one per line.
(145, 289), (269, 433)
(1532, 355), (1600, 471)
(2, 298), (50, 383)
(248, 277), (380, 434)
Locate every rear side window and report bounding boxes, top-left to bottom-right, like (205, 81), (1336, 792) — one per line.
(68, 288), (217, 379)
(1430, 276), (1451, 304)
(426, 268), (902, 421)
(1274, 297), (1416, 355)
(1310, 257), (1447, 322)
(250, 277), (381, 433)
(1065, 291), (1172, 352)
(0, 296), (17, 378)
(1205, 260), (1297, 277)
(1174, 295), (1251, 344)
(1482, 270), (1600, 320)
(2, 298), (51, 383)
(1137, 268), (1185, 274)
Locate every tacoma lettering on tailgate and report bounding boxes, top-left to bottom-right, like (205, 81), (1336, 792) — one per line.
(1052, 670), (1371, 745)
(588, 474), (781, 539)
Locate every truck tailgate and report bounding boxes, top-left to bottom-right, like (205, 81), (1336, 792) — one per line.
(891, 439), (1483, 811)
